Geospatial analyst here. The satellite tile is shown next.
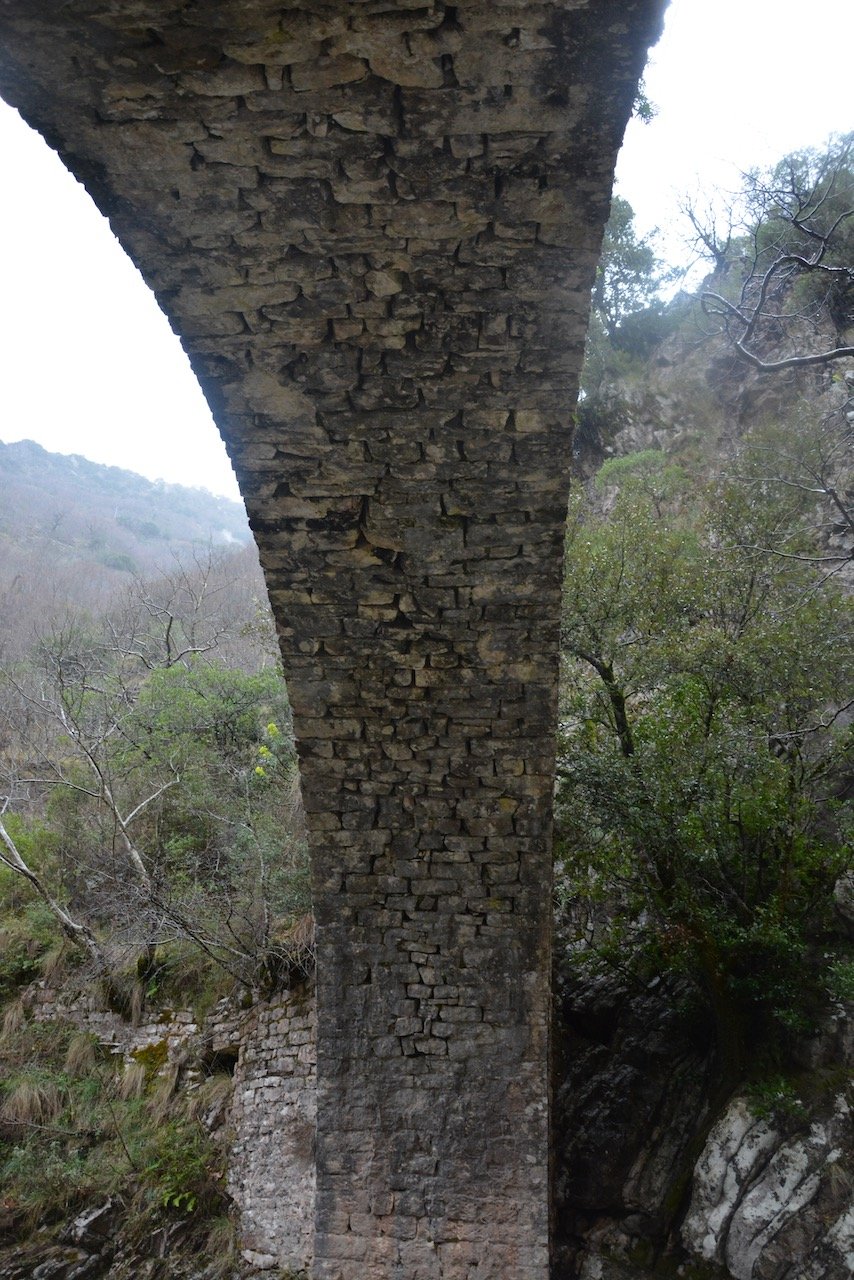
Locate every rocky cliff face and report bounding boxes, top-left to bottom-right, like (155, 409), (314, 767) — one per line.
(553, 954), (853, 1280)
(577, 294), (854, 598)
(553, 964), (716, 1278)
(683, 1089), (853, 1280)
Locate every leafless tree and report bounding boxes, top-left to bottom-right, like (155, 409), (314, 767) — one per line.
(696, 134), (854, 372)
(681, 193), (738, 274)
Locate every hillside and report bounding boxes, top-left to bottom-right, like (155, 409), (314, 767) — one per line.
(0, 439), (250, 568)
(0, 440), (253, 654)
(552, 145), (854, 1279)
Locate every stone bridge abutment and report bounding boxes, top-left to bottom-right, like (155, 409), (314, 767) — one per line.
(0, 3), (666, 1274)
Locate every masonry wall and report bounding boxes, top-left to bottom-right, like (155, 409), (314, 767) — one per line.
(0, 4), (666, 1275)
(26, 984), (201, 1064)
(225, 989), (317, 1274)
(26, 981), (317, 1272)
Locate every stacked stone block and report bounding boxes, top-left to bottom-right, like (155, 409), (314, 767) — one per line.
(0, 3), (665, 1275)
(26, 984), (199, 1065)
(26, 983), (317, 1271)
(225, 991), (317, 1273)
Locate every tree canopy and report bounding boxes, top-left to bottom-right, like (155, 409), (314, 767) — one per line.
(557, 450), (853, 1081)
(592, 196), (663, 341)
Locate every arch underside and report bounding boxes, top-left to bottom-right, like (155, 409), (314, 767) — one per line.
(0, 3), (665, 1275)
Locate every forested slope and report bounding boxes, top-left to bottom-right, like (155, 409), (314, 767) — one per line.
(0, 440), (251, 660)
(553, 135), (854, 1279)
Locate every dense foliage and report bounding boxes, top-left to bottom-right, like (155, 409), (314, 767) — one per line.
(591, 196), (663, 342)
(0, 553), (309, 1000)
(557, 442), (852, 1081)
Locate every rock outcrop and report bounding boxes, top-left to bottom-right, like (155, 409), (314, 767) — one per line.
(683, 1092), (853, 1280)
(552, 947), (853, 1280)
(553, 963), (717, 1279)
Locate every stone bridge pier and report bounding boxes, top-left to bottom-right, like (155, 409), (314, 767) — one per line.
(0, 3), (665, 1275)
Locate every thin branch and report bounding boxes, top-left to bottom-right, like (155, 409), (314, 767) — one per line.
(0, 810), (107, 974)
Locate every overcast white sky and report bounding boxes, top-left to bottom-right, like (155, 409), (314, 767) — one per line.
(0, 0), (851, 500)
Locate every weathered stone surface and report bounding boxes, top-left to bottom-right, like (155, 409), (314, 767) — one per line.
(0, 3), (666, 1275)
(224, 990), (317, 1274)
(553, 928), (854, 1280)
(553, 963), (717, 1279)
(683, 1092), (854, 1280)
(26, 982), (200, 1066)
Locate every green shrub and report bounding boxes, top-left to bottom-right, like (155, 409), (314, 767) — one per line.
(0, 867), (61, 1004)
(826, 956), (854, 1002)
(558, 454), (854, 1081)
(143, 1117), (226, 1217)
(746, 1075), (808, 1126)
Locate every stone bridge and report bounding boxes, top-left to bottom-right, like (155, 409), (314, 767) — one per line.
(0, 3), (665, 1275)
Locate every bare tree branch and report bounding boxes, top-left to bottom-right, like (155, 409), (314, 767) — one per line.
(0, 799), (107, 974)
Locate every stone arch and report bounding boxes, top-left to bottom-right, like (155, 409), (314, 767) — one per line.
(0, 3), (666, 1275)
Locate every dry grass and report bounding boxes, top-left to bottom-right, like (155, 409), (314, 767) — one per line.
(202, 1215), (240, 1278)
(38, 942), (70, 985)
(64, 1031), (98, 1076)
(148, 1061), (180, 1124)
(1, 999), (26, 1041)
(130, 980), (145, 1028)
(183, 1072), (233, 1126)
(118, 1059), (147, 1101)
(274, 911), (316, 978)
(1, 1076), (63, 1127)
